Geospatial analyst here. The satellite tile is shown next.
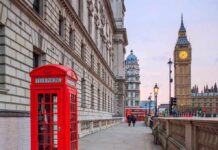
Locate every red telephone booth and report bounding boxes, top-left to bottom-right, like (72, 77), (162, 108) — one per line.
(30, 64), (78, 150)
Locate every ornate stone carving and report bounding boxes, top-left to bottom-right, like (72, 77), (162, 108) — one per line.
(101, 13), (106, 26)
(94, 14), (100, 26)
(87, 0), (94, 15)
(99, 2), (105, 26)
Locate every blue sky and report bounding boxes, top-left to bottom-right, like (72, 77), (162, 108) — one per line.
(125, 0), (218, 104)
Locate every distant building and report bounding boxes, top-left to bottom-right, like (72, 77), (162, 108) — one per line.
(174, 15), (192, 112)
(191, 83), (218, 115)
(158, 104), (169, 114)
(125, 50), (141, 107)
(139, 101), (155, 114)
(173, 15), (218, 116)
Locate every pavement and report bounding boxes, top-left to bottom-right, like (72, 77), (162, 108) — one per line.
(79, 121), (162, 150)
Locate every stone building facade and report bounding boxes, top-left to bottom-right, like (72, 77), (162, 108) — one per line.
(191, 83), (218, 116)
(125, 50), (140, 107)
(0, 0), (127, 149)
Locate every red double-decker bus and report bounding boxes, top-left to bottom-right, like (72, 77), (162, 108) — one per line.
(125, 108), (147, 121)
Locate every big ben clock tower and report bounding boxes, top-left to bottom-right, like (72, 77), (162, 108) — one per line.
(174, 15), (192, 112)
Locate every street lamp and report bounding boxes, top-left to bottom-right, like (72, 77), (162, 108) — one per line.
(154, 83), (159, 117)
(148, 93), (152, 116)
(167, 58), (173, 116)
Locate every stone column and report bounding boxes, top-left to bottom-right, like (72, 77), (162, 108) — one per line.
(185, 122), (192, 150)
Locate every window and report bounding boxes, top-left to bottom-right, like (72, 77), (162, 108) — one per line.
(78, 0), (83, 20)
(59, 14), (64, 37)
(91, 54), (94, 69)
(97, 63), (100, 75)
(104, 72), (106, 82)
(108, 76), (109, 85)
(102, 69), (104, 80)
(88, 13), (92, 34)
(133, 83), (136, 89)
(69, 29), (75, 49)
(98, 89), (100, 110)
(71, 61), (74, 69)
(81, 78), (86, 108)
(91, 84), (94, 109)
(130, 92), (133, 97)
(128, 92), (131, 97)
(81, 42), (86, 61)
(131, 101), (133, 106)
(33, 52), (40, 68)
(33, 0), (43, 16)
(111, 98), (113, 113)
(135, 93), (138, 98)
(33, 47), (44, 68)
(102, 90), (104, 111)
(108, 95), (110, 112)
(105, 93), (107, 111)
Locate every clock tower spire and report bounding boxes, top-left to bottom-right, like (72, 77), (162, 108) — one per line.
(174, 15), (192, 113)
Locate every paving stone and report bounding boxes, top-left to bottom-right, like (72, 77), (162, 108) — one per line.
(79, 122), (162, 150)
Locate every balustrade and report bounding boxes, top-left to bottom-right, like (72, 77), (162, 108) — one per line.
(156, 118), (218, 150)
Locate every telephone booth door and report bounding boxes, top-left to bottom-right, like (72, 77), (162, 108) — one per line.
(69, 91), (78, 150)
(33, 90), (61, 150)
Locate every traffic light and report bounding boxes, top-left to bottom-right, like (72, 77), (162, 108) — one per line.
(172, 97), (177, 106)
(170, 97), (177, 115)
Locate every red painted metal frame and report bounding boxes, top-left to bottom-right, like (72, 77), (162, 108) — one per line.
(30, 64), (78, 150)
(125, 108), (147, 121)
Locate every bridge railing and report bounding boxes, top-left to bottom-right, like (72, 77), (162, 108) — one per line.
(154, 117), (218, 150)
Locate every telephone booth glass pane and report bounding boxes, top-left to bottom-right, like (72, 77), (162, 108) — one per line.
(70, 94), (77, 150)
(37, 93), (58, 150)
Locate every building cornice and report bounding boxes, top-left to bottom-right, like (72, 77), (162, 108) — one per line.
(122, 0), (126, 12)
(12, 0), (114, 93)
(103, 0), (117, 33)
(114, 28), (128, 46)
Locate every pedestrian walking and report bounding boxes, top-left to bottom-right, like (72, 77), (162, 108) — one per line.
(131, 114), (136, 127)
(127, 115), (132, 126)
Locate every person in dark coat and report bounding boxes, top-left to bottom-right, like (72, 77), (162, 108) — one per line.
(131, 114), (136, 127)
(127, 115), (132, 126)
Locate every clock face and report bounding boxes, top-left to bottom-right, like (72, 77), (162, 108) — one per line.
(179, 51), (188, 60)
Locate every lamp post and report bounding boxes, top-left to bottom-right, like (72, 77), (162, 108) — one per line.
(168, 58), (173, 116)
(148, 93), (152, 116)
(154, 83), (159, 117)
